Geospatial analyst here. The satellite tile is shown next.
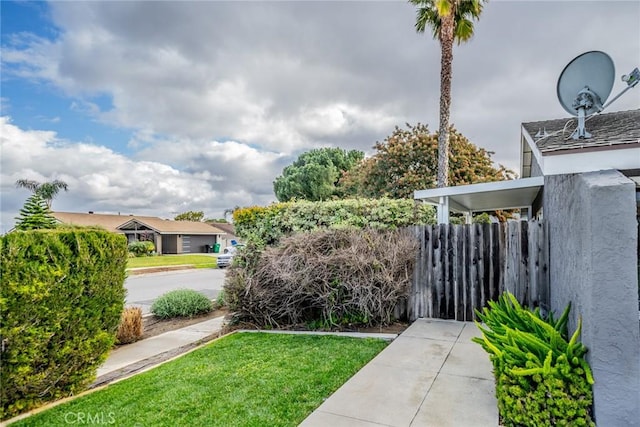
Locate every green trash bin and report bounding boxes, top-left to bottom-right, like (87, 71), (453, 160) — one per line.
(213, 243), (221, 253)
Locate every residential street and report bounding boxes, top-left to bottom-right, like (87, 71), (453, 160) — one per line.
(125, 269), (226, 314)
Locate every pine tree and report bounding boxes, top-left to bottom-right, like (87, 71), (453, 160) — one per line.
(14, 194), (58, 231)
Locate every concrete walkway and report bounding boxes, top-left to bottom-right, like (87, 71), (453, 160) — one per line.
(300, 319), (499, 427)
(96, 316), (226, 378)
(95, 316), (498, 426)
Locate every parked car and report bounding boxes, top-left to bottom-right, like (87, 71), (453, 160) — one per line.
(216, 244), (243, 268)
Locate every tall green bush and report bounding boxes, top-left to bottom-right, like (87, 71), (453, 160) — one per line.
(0, 229), (128, 420)
(233, 198), (435, 245)
(473, 292), (594, 426)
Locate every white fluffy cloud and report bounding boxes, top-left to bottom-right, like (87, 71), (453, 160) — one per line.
(0, 117), (283, 232)
(1, 1), (639, 231)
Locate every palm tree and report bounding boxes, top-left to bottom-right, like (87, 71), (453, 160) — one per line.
(15, 179), (68, 208)
(410, 0), (486, 188)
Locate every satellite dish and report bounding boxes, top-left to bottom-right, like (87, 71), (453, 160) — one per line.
(556, 51), (615, 139)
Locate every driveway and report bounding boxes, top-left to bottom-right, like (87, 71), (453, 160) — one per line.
(125, 268), (226, 314)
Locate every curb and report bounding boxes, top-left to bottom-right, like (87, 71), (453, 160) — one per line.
(127, 265), (197, 275)
(237, 329), (398, 341)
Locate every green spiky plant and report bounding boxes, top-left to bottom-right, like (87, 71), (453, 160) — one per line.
(14, 194), (58, 231)
(473, 292), (595, 427)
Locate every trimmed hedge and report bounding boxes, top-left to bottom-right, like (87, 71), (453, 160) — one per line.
(0, 229), (128, 420)
(233, 198), (435, 245)
(473, 293), (594, 427)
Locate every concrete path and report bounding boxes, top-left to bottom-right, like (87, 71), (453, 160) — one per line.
(96, 316), (226, 378)
(300, 319), (499, 427)
(96, 316), (498, 426)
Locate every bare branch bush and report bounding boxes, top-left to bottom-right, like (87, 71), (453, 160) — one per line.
(224, 228), (418, 328)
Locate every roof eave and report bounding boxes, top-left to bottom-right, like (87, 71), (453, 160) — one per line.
(414, 176), (544, 214)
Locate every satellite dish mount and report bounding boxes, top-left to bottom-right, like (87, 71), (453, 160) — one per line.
(571, 86), (604, 138)
(556, 51), (639, 140)
(556, 51), (615, 140)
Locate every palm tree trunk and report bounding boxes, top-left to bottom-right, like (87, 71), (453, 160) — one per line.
(437, 13), (455, 188)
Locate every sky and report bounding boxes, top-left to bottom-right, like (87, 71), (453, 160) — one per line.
(1, 0), (639, 233)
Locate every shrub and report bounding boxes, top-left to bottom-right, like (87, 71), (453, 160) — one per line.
(224, 228), (418, 328)
(0, 229), (127, 420)
(116, 307), (144, 344)
(473, 292), (594, 427)
(128, 241), (155, 257)
(233, 198), (435, 245)
(215, 290), (226, 308)
(151, 289), (213, 319)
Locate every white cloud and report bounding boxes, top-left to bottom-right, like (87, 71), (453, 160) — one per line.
(1, 0), (638, 231)
(2, 1), (427, 154)
(0, 117), (281, 232)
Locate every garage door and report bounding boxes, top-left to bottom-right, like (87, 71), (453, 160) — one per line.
(181, 236), (191, 253)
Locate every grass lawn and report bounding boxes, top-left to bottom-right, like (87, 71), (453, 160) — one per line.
(14, 332), (388, 427)
(127, 254), (217, 269)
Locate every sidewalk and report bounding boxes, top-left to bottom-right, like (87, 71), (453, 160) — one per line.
(94, 316), (226, 384)
(94, 316), (498, 426)
(300, 319), (498, 427)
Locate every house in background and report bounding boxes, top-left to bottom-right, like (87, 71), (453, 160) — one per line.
(206, 221), (238, 249)
(53, 212), (225, 254)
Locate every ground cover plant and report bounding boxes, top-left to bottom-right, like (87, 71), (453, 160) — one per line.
(473, 292), (594, 427)
(151, 289), (213, 318)
(225, 227), (418, 328)
(127, 254), (216, 269)
(12, 332), (388, 427)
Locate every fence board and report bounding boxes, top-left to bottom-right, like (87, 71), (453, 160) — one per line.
(407, 220), (549, 321)
(445, 224), (455, 318)
(454, 226), (464, 320)
(463, 225), (472, 320)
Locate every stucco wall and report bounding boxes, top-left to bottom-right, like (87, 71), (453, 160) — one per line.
(544, 170), (639, 426)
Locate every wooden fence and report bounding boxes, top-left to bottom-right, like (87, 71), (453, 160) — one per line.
(401, 220), (549, 321)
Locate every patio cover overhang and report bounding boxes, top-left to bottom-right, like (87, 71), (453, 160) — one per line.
(413, 176), (544, 224)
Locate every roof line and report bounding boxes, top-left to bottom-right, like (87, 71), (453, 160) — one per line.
(414, 176), (544, 200)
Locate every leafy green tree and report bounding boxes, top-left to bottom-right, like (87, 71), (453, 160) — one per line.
(174, 211), (205, 222)
(15, 179), (69, 208)
(341, 123), (513, 199)
(205, 218), (228, 223)
(14, 194), (58, 231)
(410, 0), (486, 187)
(273, 148), (364, 202)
